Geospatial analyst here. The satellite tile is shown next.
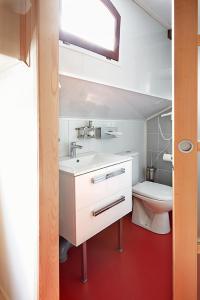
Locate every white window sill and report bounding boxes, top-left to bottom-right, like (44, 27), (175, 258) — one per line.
(59, 41), (121, 67)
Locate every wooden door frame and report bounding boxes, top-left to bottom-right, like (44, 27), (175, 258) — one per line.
(174, 1), (198, 299)
(38, 0), (60, 299)
(38, 0), (199, 299)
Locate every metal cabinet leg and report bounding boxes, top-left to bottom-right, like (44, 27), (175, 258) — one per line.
(81, 241), (88, 283)
(118, 218), (123, 252)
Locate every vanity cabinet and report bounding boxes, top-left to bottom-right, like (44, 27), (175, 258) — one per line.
(59, 160), (132, 246)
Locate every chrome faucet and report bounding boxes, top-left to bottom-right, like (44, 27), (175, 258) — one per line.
(70, 142), (83, 158)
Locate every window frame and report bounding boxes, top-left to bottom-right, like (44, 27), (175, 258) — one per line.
(59, 0), (121, 61)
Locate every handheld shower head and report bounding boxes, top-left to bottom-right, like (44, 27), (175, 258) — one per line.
(161, 112), (172, 118)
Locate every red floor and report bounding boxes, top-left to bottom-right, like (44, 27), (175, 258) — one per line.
(60, 215), (172, 300)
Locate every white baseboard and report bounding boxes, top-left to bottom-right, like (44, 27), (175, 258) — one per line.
(0, 286), (9, 300)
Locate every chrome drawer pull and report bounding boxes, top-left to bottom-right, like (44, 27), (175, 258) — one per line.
(91, 168), (125, 184)
(92, 196), (125, 217)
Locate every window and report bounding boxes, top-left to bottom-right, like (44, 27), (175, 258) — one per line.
(60, 0), (121, 61)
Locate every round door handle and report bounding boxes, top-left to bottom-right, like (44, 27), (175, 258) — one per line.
(178, 140), (194, 153)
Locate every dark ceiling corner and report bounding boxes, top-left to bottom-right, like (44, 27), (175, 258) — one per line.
(168, 29), (172, 40)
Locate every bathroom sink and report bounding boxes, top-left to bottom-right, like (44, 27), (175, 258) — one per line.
(59, 152), (132, 176)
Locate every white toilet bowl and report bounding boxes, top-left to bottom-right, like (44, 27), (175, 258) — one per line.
(132, 181), (172, 234)
(116, 150), (172, 234)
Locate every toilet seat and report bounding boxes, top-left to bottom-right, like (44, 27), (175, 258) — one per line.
(132, 181), (172, 202)
(133, 192), (169, 204)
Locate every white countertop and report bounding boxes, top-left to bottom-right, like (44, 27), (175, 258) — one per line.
(59, 152), (132, 176)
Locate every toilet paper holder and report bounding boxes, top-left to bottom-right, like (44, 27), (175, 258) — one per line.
(163, 153), (173, 162)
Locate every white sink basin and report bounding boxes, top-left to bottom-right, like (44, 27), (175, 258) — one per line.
(59, 152), (132, 176)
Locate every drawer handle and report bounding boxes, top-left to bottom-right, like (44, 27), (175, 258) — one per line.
(91, 168), (125, 184)
(92, 196), (125, 217)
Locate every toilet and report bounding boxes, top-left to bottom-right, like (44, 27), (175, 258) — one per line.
(132, 181), (172, 234)
(118, 150), (173, 234)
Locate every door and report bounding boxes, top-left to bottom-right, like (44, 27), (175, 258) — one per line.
(38, 0), (59, 299)
(174, 1), (198, 299)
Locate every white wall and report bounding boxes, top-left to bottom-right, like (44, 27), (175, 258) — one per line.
(0, 56), (38, 300)
(59, 0), (172, 100)
(59, 118), (146, 182)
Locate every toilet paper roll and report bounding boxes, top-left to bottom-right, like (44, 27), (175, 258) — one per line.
(163, 153), (173, 162)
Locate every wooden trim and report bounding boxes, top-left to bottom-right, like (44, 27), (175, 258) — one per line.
(38, 0), (59, 299)
(20, 14), (26, 62)
(197, 35), (200, 46)
(174, 1), (198, 299)
(0, 286), (9, 300)
(197, 243), (200, 254)
(197, 142), (200, 152)
(59, 0), (121, 61)
(20, 8), (32, 66)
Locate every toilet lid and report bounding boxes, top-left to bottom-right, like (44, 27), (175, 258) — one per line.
(133, 181), (172, 201)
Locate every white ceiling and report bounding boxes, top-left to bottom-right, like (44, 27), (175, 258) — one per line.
(133, 0), (172, 29)
(59, 75), (171, 120)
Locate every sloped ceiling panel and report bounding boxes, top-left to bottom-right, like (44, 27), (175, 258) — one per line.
(59, 75), (171, 120)
(133, 0), (172, 29)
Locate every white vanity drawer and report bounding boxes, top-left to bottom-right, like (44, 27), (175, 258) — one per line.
(75, 160), (132, 210)
(75, 188), (132, 246)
